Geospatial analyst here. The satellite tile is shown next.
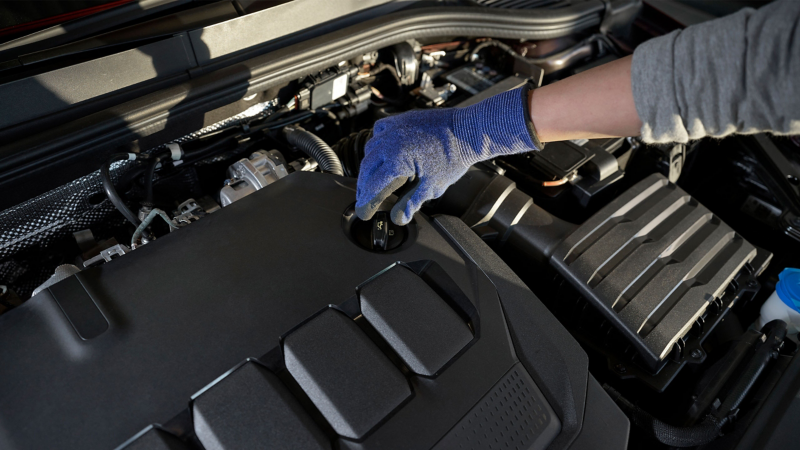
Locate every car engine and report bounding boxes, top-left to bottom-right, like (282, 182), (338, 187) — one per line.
(1, 9), (799, 450)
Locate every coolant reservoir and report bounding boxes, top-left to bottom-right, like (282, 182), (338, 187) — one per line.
(757, 268), (800, 334)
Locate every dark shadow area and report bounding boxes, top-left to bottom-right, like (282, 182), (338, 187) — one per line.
(0, 0), (193, 56)
(0, 0), (115, 36)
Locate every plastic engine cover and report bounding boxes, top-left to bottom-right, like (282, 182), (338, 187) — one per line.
(0, 172), (626, 450)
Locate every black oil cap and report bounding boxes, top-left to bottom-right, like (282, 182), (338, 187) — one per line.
(342, 204), (412, 253)
(372, 212), (390, 251)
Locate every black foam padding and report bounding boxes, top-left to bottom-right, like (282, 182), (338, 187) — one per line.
(550, 173), (757, 369)
(283, 309), (411, 439)
(359, 265), (472, 376)
(192, 362), (329, 450)
(434, 363), (560, 450)
(119, 427), (190, 450)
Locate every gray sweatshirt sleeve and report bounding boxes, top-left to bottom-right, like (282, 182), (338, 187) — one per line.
(631, 0), (800, 144)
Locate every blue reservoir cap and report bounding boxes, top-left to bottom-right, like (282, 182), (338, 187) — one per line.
(776, 268), (800, 312)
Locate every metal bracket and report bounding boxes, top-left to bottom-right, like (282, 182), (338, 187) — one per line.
(84, 244), (130, 268)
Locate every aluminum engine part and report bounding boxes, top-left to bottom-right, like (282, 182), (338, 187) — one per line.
(84, 245), (131, 268)
(172, 198), (210, 226)
(31, 264), (82, 297)
(219, 150), (288, 207)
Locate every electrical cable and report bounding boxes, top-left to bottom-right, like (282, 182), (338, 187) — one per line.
(144, 154), (165, 205)
(101, 153), (142, 227)
(469, 39), (519, 61)
(98, 99), (341, 234)
(369, 63), (402, 85)
(131, 208), (178, 248)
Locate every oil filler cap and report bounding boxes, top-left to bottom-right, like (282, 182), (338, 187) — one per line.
(342, 204), (415, 253)
(372, 212), (391, 251)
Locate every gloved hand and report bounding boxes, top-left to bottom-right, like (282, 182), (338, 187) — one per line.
(356, 83), (543, 225)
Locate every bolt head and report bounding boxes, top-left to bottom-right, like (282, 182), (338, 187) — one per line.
(690, 349), (703, 359)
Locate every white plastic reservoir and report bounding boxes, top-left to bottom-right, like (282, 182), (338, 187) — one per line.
(757, 268), (800, 334)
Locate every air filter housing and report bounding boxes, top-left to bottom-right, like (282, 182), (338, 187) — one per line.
(551, 174), (757, 371)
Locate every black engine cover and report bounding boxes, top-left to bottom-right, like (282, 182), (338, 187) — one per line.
(0, 172), (625, 450)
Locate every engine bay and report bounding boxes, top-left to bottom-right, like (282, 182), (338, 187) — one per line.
(2, 28), (800, 450)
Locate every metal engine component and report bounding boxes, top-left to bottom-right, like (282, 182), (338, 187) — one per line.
(31, 264), (81, 297)
(219, 150), (288, 206)
(390, 41), (419, 86)
(83, 245), (130, 267)
(173, 198), (206, 226)
(288, 157), (319, 173)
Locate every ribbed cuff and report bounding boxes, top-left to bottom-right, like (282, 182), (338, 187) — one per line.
(519, 81), (545, 150)
(453, 85), (541, 166)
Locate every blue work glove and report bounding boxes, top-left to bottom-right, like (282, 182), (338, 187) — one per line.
(356, 83), (543, 225)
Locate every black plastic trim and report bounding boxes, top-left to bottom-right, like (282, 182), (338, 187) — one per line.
(432, 215), (589, 450)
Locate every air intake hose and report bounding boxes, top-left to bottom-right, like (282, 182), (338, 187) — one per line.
(284, 126), (343, 176)
(333, 128), (373, 178)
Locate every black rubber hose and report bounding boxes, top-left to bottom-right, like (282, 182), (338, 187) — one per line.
(714, 320), (787, 419)
(603, 385), (726, 447)
(333, 128), (373, 178)
(284, 126), (344, 176)
(144, 154), (164, 205)
(101, 153), (141, 227)
(117, 164), (149, 194)
(684, 329), (764, 424)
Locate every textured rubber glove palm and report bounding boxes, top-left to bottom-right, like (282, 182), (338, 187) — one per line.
(356, 85), (541, 225)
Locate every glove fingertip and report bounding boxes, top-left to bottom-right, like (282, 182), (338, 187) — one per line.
(356, 175), (409, 221)
(356, 203), (377, 221)
(390, 203), (412, 226)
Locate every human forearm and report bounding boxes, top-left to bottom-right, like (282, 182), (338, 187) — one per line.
(528, 55), (641, 143)
(531, 0), (800, 146)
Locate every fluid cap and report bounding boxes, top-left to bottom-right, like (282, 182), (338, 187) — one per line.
(776, 268), (800, 312)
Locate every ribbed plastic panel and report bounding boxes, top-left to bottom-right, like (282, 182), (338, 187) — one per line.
(551, 174), (756, 368)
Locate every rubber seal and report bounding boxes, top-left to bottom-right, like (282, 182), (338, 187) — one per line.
(776, 268), (800, 312)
